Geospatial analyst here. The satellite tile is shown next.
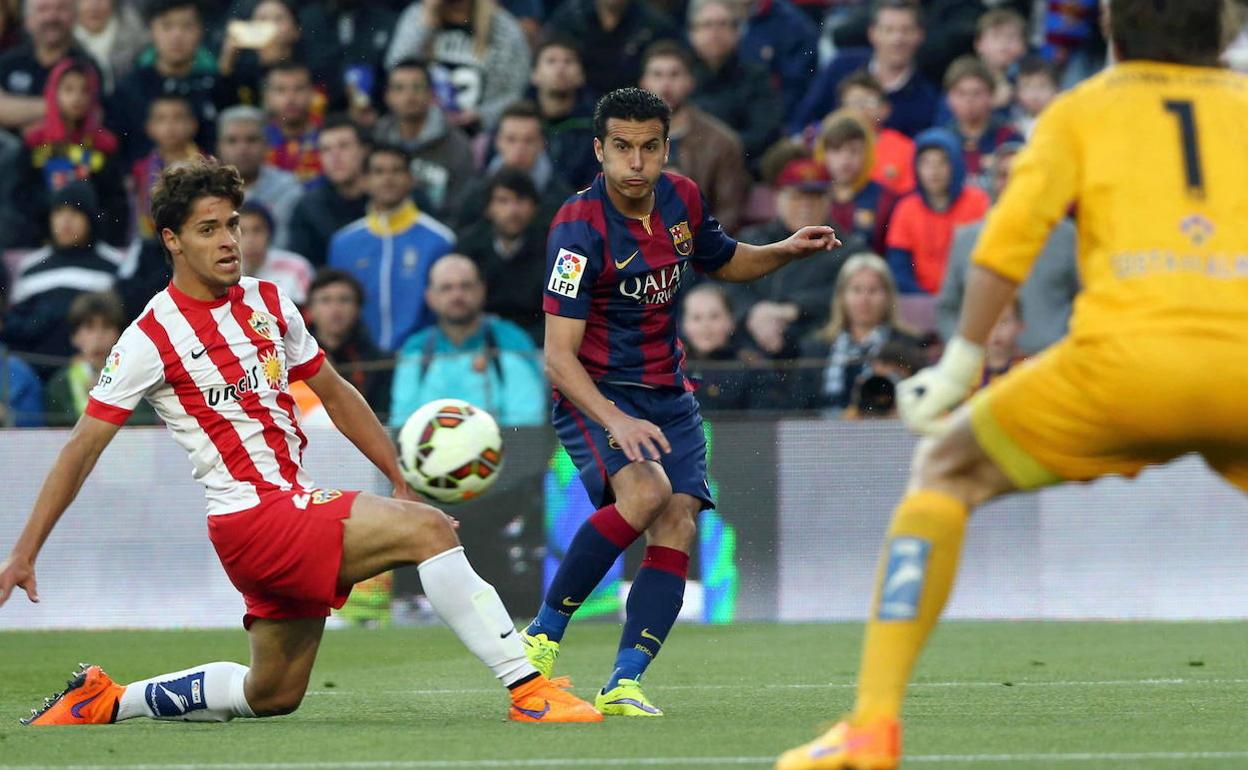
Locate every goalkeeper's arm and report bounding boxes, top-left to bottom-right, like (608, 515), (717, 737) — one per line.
(897, 266), (1019, 434)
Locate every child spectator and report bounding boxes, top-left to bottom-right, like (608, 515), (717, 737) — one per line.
(884, 127), (989, 295)
(1013, 55), (1060, 139)
(111, 0), (222, 164)
(262, 61), (323, 184)
(941, 55), (1022, 186)
(305, 268), (393, 415)
(529, 36), (598, 190)
(681, 283), (772, 412)
(131, 94), (200, 239)
(43, 291), (154, 426)
(794, 252), (920, 411)
(238, 201), (314, 305)
(837, 70), (914, 194)
(973, 8), (1028, 110)
(17, 58), (127, 247)
(818, 109), (898, 253)
(979, 297), (1027, 388)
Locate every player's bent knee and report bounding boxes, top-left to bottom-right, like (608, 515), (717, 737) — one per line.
(248, 688), (305, 717)
(622, 474), (673, 518)
(400, 502), (459, 560)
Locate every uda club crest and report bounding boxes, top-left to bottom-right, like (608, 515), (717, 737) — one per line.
(669, 220), (693, 256)
(248, 311), (277, 341)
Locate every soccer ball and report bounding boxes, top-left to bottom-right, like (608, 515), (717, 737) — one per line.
(397, 399), (504, 503)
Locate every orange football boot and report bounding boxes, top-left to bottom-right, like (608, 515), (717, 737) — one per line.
(508, 675), (603, 723)
(22, 664), (124, 726)
(775, 716), (902, 770)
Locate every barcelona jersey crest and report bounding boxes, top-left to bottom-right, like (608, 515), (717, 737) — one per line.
(669, 221), (693, 256)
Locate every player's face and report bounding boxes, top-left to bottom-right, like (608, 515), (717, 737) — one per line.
(366, 152), (414, 210)
(71, 317), (120, 371)
(532, 46), (584, 93)
(55, 71), (91, 124)
(265, 70), (313, 126)
(237, 212), (271, 269)
(1017, 74), (1057, 117)
(495, 117), (543, 171)
(843, 267), (889, 330)
(217, 120), (266, 178)
(825, 139), (867, 184)
(307, 281), (360, 337)
(868, 9), (922, 69)
(487, 186), (537, 238)
(426, 259), (485, 325)
(640, 56), (695, 112)
(841, 85), (889, 127)
(147, 101), (197, 149)
(595, 118), (668, 205)
(317, 126), (365, 186)
(164, 196), (243, 293)
(689, 2), (740, 63)
(681, 290), (734, 355)
(916, 148), (952, 197)
(948, 77), (993, 123)
(150, 7), (202, 67)
(385, 68), (432, 121)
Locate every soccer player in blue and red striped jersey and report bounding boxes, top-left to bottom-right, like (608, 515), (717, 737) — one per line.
(523, 87), (840, 716)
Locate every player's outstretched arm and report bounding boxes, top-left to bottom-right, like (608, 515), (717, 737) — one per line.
(896, 266), (1019, 434)
(710, 225), (841, 283)
(304, 359), (414, 499)
(545, 314), (670, 463)
(0, 414), (122, 608)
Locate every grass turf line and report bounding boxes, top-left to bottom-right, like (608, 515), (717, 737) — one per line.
(0, 622), (1245, 769)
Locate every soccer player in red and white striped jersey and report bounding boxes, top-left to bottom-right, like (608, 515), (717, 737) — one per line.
(0, 159), (601, 726)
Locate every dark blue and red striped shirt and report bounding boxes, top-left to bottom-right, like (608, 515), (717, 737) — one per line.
(544, 172), (737, 390)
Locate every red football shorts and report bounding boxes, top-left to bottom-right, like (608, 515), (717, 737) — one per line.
(207, 488), (361, 629)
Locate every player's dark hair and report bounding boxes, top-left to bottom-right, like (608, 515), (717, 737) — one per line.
(593, 87), (671, 141)
(67, 291), (126, 334)
(1109, 0), (1224, 67)
(1016, 54), (1059, 85)
(319, 113), (370, 147)
(309, 268), (365, 307)
(143, 0), (202, 25)
(150, 157), (245, 263)
(837, 69), (886, 100)
(487, 166), (539, 203)
(870, 0), (922, 27)
(367, 141), (412, 170)
(535, 33), (582, 63)
(641, 39), (695, 77)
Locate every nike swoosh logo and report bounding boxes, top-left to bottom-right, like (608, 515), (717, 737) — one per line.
(605, 697), (661, 714)
(191, 348), (208, 359)
(513, 700), (551, 719)
(500, 628), (515, 639)
(639, 628), (663, 645)
(614, 250), (639, 270)
(561, 597), (583, 608)
(69, 692), (101, 719)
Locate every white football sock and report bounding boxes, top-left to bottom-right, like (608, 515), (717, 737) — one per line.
(417, 546), (536, 687)
(117, 661), (255, 721)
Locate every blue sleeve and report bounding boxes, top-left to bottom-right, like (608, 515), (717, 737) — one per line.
(886, 247), (923, 294)
(691, 192), (738, 274)
(543, 219), (601, 320)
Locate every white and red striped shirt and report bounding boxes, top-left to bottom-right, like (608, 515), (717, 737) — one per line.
(87, 277), (326, 515)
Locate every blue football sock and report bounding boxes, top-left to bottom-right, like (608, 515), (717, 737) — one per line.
(527, 504), (639, 643)
(607, 546), (689, 691)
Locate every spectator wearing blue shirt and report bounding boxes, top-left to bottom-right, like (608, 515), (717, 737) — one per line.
(390, 254), (546, 429)
(329, 143), (455, 351)
(738, 0), (818, 120)
(789, 0), (938, 138)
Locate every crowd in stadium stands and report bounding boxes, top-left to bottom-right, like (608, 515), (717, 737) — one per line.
(0, 0), (1243, 428)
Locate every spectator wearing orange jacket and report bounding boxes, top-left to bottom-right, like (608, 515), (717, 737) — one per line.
(837, 70), (914, 195)
(884, 127), (988, 295)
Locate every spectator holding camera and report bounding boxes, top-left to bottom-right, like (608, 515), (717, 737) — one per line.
(793, 252), (919, 411)
(840, 338), (925, 420)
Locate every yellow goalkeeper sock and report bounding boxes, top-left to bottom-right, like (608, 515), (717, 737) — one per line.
(854, 489), (969, 723)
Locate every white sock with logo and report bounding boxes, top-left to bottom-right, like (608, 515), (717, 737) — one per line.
(417, 546), (536, 688)
(116, 662), (255, 721)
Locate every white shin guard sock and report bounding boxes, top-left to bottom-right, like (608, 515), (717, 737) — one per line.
(117, 661), (256, 721)
(417, 546), (536, 687)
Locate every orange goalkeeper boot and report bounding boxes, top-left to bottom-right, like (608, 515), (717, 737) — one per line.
(508, 675), (603, 723)
(22, 664), (124, 726)
(775, 716), (901, 770)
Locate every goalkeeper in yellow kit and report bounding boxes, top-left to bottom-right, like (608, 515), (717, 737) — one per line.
(777, 1), (1248, 768)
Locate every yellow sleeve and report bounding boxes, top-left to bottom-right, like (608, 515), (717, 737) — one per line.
(971, 94), (1080, 283)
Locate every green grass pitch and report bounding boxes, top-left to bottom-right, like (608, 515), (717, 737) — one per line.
(1, 621), (1245, 769)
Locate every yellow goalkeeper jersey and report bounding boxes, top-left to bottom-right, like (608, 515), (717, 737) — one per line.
(972, 61), (1248, 342)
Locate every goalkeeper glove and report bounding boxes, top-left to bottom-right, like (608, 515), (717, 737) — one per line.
(897, 335), (984, 435)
